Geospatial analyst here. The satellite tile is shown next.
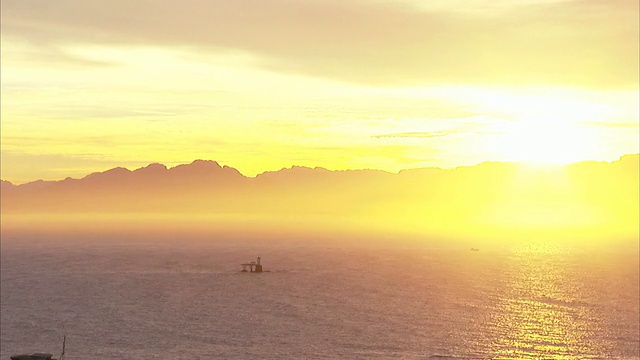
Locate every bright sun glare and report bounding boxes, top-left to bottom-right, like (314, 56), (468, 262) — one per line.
(495, 118), (598, 165)
(481, 91), (606, 165)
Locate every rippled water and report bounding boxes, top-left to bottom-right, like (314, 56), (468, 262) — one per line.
(1, 234), (638, 359)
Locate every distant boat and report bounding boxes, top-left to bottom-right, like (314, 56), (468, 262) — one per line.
(470, 248), (480, 251)
(11, 337), (65, 360)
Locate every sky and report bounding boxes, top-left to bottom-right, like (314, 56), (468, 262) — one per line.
(1, 0), (639, 184)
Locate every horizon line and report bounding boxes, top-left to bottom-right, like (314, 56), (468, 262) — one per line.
(2, 153), (638, 186)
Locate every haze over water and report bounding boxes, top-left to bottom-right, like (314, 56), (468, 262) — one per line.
(1, 230), (638, 359)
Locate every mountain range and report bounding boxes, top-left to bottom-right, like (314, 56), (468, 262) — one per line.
(2, 155), (638, 240)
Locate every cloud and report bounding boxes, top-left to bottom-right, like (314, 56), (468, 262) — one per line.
(3, 0), (637, 87)
(582, 121), (640, 129)
(371, 115), (512, 140)
(2, 40), (119, 69)
(373, 131), (449, 139)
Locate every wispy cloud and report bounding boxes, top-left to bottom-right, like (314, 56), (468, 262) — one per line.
(373, 131), (449, 139)
(582, 121), (640, 129)
(371, 115), (511, 140)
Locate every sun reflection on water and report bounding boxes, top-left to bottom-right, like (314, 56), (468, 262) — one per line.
(488, 242), (603, 359)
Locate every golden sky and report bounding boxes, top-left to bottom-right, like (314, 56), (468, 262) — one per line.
(1, 0), (638, 183)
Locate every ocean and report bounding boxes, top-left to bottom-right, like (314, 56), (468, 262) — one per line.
(1, 233), (638, 359)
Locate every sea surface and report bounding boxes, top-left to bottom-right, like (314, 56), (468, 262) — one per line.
(1, 233), (638, 359)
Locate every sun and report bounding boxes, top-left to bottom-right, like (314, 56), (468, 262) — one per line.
(493, 117), (599, 165)
(478, 90), (607, 165)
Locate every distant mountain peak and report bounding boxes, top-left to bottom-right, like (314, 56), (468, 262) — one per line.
(166, 160), (245, 180)
(190, 159), (221, 167)
(134, 163), (168, 173)
(171, 160), (223, 173)
(82, 166), (131, 180)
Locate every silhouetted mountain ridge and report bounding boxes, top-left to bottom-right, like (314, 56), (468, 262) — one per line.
(1, 155), (638, 236)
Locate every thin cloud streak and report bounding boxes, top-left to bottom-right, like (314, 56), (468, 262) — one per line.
(373, 132), (449, 139)
(582, 121), (640, 129)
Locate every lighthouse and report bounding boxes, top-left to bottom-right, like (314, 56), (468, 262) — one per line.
(240, 256), (263, 273)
